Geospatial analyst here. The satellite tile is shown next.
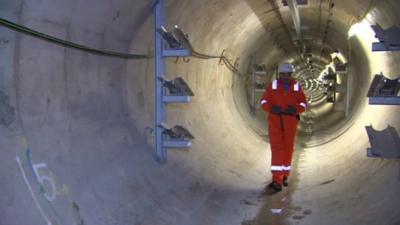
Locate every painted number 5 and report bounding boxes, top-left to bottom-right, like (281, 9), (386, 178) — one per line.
(33, 163), (56, 202)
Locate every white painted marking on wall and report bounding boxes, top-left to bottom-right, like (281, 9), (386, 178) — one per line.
(16, 156), (52, 225)
(33, 163), (57, 202)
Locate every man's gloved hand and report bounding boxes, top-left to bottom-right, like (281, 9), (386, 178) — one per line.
(270, 105), (281, 114)
(284, 105), (297, 115)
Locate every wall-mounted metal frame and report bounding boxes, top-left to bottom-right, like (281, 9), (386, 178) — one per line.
(323, 70), (337, 103)
(250, 55), (267, 114)
(154, 0), (194, 163)
(367, 74), (400, 105)
(371, 24), (400, 52)
(365, 125), (400, 159)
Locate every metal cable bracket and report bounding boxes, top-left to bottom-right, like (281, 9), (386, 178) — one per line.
(154, 0), (194, 163)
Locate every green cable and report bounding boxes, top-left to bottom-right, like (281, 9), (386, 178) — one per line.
(0, 18), (149, 59)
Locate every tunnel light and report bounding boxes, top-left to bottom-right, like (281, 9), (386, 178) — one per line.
(330, 51), (347, 64)
(348, 20), (379, 42)
(348, 21), (363, 38)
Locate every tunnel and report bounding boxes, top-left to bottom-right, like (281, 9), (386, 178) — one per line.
(0, 0), (400, 225)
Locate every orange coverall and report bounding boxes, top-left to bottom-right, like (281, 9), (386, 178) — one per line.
(260, 78), (307, 185)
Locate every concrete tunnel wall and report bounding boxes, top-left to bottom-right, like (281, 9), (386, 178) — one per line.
(0, 0), (399, 225)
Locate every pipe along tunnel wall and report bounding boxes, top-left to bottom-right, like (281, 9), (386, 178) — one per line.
(0, 0), (399, 225)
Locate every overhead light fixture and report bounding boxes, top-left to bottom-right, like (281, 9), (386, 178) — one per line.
(348, 20), (379, 42)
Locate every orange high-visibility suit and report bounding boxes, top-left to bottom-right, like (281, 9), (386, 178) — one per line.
(260, 79), (307, 185)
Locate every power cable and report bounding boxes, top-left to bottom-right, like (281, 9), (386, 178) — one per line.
(0, 17), (240, 73)
(190, 48), (240, 74)
(0, 18), (149, 59)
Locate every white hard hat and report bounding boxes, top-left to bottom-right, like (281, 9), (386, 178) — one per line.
(278, 63), (294, 74)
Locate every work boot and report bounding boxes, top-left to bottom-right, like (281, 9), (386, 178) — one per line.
(266, 181), (282, 195)
(283, 176), (289, 187)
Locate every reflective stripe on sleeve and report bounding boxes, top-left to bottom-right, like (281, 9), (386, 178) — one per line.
(272, 80), (278, 90)
(261, 99), (267, 105)
(271, 166), (283, 171)
(294, 82), (299, 92)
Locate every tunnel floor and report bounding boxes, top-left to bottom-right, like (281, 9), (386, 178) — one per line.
(2, 0), (400, 224)
(242, 142), (306, 225)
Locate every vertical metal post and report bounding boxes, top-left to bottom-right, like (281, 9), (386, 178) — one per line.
(154, 0), (166, 162)
(251, 55), (256, 114)
(345, 64), (351, 117)
(333, 73), (337, 103)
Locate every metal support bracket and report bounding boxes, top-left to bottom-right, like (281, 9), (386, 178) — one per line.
(372, 43), (400, 52)
(367, 74), (400, 105)
(371, 24), (400, 52)
(162, 96), (190, 103)
(369, 96), (400, 105)
(160, 123), (194, 149)
(157, 23), (191, 57)
(365, 125), (400, 159)
(163, 49), (190, 57)
(282, 0), (308, 6)
(163, 140), (192, 148)
(334, 64), (347, 73)
(159, 77), (194, 97)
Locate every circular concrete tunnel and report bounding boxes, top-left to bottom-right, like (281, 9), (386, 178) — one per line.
(0, 0), (399, 225)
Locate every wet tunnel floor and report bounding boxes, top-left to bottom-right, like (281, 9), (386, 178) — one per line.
(242, 143), (313, 225)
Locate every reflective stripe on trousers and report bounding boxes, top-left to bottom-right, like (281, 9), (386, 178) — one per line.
(271, 165), (291, 171)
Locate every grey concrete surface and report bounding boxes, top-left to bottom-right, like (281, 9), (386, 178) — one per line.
(0, 0), (399, 225)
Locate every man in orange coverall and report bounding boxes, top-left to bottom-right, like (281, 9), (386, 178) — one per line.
(260, 63), (307, 194)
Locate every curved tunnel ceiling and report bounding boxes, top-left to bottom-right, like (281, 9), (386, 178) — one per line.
(0, 0), (399, 225)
